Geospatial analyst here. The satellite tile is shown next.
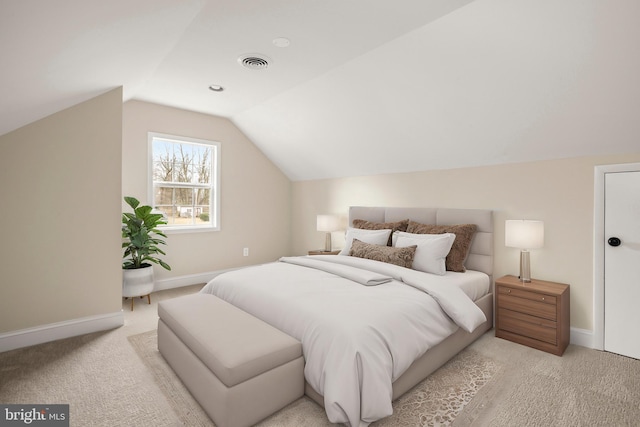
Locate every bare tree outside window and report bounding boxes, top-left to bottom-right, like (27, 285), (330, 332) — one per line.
(149, 133), (220, 230)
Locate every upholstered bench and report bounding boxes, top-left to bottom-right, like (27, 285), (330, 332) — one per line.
(157, 293), (304, 427)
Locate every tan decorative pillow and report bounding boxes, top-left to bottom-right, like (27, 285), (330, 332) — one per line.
(349, 238), (417, 269)
(406, 221), (478, 272)
(352, 219), (409, 246)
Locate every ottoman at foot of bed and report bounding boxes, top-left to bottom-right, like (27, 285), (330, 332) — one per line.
(158, 293), (305, 427)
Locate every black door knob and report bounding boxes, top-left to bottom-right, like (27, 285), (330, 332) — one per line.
(608, 237), (621, 247)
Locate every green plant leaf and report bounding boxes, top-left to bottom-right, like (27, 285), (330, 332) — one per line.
(135, 205), (153, 219)
(124, 196), (140, 210)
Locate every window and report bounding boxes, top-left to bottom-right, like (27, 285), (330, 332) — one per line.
(149, 133), (220, 231)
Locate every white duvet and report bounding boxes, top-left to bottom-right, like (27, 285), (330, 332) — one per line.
(200, 255), (486, 427)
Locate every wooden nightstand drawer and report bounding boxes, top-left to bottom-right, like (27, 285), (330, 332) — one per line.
(497, 286), (556, 305)
(497, 292), (557, 321)
(498, 308), (557, 345)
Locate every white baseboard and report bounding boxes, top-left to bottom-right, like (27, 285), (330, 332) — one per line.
(0, 311), (124, 353)
(153, 268), (238, 292)
(570, 327), (594, 349)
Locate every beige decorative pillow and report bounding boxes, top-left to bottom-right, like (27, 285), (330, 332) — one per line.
(406, 221), (478, 272)
(352, 219), (409, 246)
(349, 238), (417, 269)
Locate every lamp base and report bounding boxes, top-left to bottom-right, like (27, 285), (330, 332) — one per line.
(325, 232), (332, 252)
(519, 250), (531, 283)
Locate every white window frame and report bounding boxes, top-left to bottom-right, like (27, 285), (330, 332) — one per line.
(148, 132), (221, 233)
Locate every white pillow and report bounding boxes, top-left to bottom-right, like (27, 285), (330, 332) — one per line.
(339, 228), (393, 255)
(393, 231), (456, 275)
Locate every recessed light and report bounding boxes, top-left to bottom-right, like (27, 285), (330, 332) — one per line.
(272, 37), (290, 48)
(208, 85), (224, 92)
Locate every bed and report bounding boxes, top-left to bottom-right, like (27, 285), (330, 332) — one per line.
(201, 207), (493, 426)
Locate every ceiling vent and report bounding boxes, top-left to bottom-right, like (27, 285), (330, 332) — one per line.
(238, 54), (271, 70)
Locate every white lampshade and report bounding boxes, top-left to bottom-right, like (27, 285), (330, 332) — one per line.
(317, 214), (341, 232)
(317, 214), (341, 252)
(505, 220), (544, 249)
(505, 219), (544, 283)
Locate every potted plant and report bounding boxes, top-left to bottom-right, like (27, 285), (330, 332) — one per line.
(121, 196), (171, 309)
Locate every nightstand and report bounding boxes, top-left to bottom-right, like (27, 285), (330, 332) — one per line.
(308, 250), (340, 255)
(495, 275), (570, 356)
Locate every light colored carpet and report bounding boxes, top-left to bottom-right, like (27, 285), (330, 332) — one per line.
(128, 329), (498, 426)
(0, 329), (181, 426)
(453, 333), (640, 427)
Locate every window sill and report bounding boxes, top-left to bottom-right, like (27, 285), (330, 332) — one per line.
(160, 225), (220, 234)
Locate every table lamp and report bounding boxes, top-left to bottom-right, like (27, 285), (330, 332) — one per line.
(317, 214), (341, 252)
(505, 220), (544, 283)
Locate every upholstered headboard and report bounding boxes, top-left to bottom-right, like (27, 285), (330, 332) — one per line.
(348, 207), (494, 283)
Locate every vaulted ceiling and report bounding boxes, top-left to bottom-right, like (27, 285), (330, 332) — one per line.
(2, 0), (639, 180)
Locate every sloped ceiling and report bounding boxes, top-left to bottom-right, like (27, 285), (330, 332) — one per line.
(2, 0), (639, 181)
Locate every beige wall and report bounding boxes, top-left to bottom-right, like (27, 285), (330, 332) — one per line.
(292, 153), (640, 331)
(122, 101), (291, 280)
(0, 88), (123, 333)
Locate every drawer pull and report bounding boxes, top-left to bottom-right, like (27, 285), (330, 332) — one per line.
(541, 297), (545, 301)
(508, 289), (511, 293)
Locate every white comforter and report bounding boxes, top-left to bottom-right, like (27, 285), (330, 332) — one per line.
(200, 255), (486, 427)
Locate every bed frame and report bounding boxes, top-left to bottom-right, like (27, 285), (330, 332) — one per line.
(304, 206), (494, 405)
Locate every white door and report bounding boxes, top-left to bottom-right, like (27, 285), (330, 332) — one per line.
(604, 170), (640, 359)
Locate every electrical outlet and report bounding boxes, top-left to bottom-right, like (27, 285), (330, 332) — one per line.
(243, 247), (249, 257)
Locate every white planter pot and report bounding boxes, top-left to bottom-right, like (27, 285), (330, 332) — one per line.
(122, 265), (155, 298)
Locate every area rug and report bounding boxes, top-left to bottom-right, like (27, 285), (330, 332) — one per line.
(128, 330), (499, 426)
